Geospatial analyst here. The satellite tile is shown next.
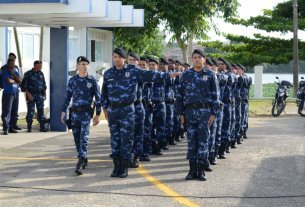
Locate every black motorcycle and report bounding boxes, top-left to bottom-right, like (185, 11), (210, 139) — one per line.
(296, 77), (305, 117)
(272, 77), (293, 117)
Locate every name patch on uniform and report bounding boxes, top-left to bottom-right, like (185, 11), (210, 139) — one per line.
(87, 82), (92, 88)
(125, 72), (130, 78)
(203, 75), (208, 81)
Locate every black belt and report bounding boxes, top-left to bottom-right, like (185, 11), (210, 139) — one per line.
(143, 100), (154, 108)
(28, 88), (44, 94)
(134, 99), (143, 105)
(70, 106), (93, 112)
(242, 98), (249, 103)
(152, 100), (164, 104)
(235, 96), (242, 103)
(184, 103), (211, 110)
(165, 99), (175, 105)
(110, 102), (134, 109)
(222, 98), (232, 104)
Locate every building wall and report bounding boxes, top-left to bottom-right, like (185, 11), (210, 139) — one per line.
(0, 26), (113, 118)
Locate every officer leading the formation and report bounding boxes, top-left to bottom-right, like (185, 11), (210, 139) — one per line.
(61, 56), (101, 176)
(176, 49), (220, 181)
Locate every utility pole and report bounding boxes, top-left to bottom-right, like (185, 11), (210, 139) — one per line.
(293, 0), (299, 96)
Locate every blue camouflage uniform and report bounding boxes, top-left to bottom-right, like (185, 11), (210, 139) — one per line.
(101, 65), (164, 161)
(141, 82), (154, 159)
(214, 72), (228, 157)
(241, 76), (252, 136)
(1, 65), (20, 132)
(62, 74), (101, 159)
(21, 69), (47, 125)
(132, 68), (145, 159)
(173, 71), (181, 141)
(176, 68), (220, 166)
(229, 73), (237, 145)
(151, 72), (167, 152)
(233, 75), (244, 143)
(164, 71), (175, 144)
(220, 70), (234, 147)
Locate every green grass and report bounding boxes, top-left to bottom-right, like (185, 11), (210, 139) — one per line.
(249, 84), (277, 98)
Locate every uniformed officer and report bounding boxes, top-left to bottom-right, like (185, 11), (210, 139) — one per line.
(159, 57), (175, 150)
(101, 49), (178, 178)
(183, 63), (191, 70)
(127, 52), (145, 168)
(1, 58), (22, 135)
(228, 64), (238, 150)
(61, 56), (101, 176)
(139, 57), (153, 161)
(1, 53), (22, 131)
(173, 60), (183, 142)
(176, 49), (220, 181)
(239, 65), (252, 139)
(205, 57), (218, 171)
(21, 61), (48, 132)
(235, 64), (245, 145)
(149, 57), (167, 156)
(217, 57), (233, 159)
(211, 57), (227, 165)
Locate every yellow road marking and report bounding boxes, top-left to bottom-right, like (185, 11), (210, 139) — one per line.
(136, 165), (200, 207)
(0, 156), (112, 163)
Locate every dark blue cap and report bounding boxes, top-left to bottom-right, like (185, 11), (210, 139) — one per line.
(128, 52), (140, 61)
(114, 48), (127, 58)
(77, 56), (89, 64)
(148, 57), (159, 64)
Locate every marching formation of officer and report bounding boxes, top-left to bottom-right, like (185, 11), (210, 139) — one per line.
(60, 47), (252, 178)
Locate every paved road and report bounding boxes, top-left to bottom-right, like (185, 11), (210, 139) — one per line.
(0, 116), (305, 207)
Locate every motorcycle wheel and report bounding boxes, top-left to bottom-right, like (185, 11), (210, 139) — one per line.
(272, 99), (286, 117)
(298, 100), (305, 117)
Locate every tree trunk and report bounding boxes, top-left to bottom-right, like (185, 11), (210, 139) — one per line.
(13, 27), (23, 76)
(181, 47), (188, 63)
(188, 33), (194, 64)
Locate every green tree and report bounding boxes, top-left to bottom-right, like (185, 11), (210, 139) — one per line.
(114, 0), (164, 57)
(156, 0), (239, 62)
(201, 0), (305, 67)
(115, 0), (239, 61)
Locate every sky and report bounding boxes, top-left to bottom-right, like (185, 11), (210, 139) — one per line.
(199, 0), (304, 42)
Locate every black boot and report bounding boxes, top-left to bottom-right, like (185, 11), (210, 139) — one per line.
(175, 134), (181, 142)
(169, 135), (176, 145)
(197, 163), (207, 181)
(3, 130), (8, 135)
(82, 157), (88, 169)
(40, 124), (48, 132)
(185, 160), (197, 180)
(75, 157), (84, 176)
(209, 156), (217, 165)
(118, 159), (129, 178)
(111, 158), (120, 177)
(151, 141), (158, 154)
(131, 156), (139, 168)
(237, 137), (242, 144)
(27, 122), (32, 132)
(218, 143), (227, 159)
(226, 143), (231, 153)
(231, 140), (237, 149)
(205, 160), (213, 172)
(243, 132), (248, 139)
(155, 142), (163, 156)
(163, 142), (169, 150)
